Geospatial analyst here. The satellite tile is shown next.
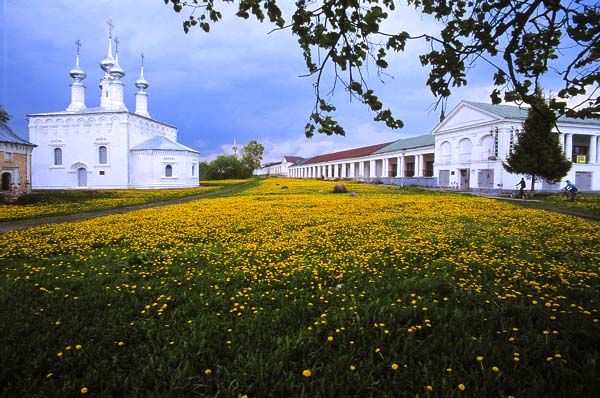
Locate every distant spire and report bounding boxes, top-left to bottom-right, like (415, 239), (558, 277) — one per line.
(232, 138), (238, 157)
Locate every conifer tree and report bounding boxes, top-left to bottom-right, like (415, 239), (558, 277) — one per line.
(503, 90), (571, 191)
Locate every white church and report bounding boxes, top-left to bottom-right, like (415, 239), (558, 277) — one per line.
(28, 27), (200, 189)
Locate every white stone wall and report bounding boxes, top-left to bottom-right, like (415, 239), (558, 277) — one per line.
(130, 150), (199, 188)
(30, 112), (130, 189)
(128, 114), (177, 148)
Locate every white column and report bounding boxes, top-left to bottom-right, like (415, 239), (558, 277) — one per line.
(589, 135), (597, 164)
(341, 163), (347, 178)
(415, 155), (422, 177)
(565, 133), (573, 161)
(369, 160), (376, 178)
(396, 157), (401, 177)
(349, 162), (355, 178)
(382, 158), (388, 178)
(399, 156), (405, 177)
(359, 162), (364, 178)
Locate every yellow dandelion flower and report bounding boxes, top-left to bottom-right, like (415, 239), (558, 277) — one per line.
(426, 385), (433, 391)
(75, 344), (82, 350)
(204, 369), (212, 375)
(492, 366), (500, 373)
(327, 336), (333, 342)
(302, 369), (312, 377)
(476, 356), (484, 362)
(458, 383), (466, 391)
(391, 363), (399, 370)
(350, 365), (356, 371)
(80, 387), (88, 394)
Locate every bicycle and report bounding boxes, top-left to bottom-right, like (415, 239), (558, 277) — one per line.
(510, 189), (531, 200)
(559, 188), (578, 202)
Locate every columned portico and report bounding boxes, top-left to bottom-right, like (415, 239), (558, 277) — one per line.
(565, 133), (573, 161)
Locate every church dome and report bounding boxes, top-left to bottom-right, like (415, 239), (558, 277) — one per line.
(69, 55), (86, 81)
(135, 76), (149, 90)
(109, 60), (125, 79)
(100, 55), (115, 73)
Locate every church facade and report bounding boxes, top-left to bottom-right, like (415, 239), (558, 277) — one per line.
(29, 31), (199, 190)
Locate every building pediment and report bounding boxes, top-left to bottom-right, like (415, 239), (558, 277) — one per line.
(433, 102), (506, 134)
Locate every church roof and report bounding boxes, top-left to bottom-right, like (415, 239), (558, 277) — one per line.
(301, 142), (392, 165)
(466, 101), (600, 125)
(0, 123), (35, 146)
(130, 135), (198, 153)
(373, 134), (434, 154)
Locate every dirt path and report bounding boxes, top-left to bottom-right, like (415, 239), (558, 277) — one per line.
(468, 192), (599, 222)
(0, 182), (253, 234)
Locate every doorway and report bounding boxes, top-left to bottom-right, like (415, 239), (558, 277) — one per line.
(459, 169), (470, 190)
(77, 167), (87, 187)
(1, 172), (11, 191)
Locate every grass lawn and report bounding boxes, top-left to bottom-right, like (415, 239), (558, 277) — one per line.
(1, 178), (598, 397)
(0, 180), (252, 222)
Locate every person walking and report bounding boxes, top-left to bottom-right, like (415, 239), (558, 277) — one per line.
(516, 178), (526, 199)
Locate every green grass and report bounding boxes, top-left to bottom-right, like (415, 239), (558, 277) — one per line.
(0, 180), (253, 222)
(0, 179), (598, 397)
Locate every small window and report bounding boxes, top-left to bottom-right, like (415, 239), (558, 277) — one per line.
(54, 148), (63, 166)
(191, 165), (195, 176)
(165, 164), (173, 177)
(4, 152), (13, 162)
(98, 146), (108, 164)
(99, 170), (105, 176)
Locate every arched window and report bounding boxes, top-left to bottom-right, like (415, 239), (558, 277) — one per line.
(54, 148), (63, 166)
(191, 165), (196, 176)
(165, 164), (173, 177)
(98, 146), (108, 164)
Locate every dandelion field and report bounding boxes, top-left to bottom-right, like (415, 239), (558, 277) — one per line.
(0, 178), (598, 397)
(0, 180), (252, 222)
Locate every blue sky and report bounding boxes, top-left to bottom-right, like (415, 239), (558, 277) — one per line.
(0, 0), (570, 163)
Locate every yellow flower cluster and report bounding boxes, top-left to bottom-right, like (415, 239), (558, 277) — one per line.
(0, 178), (598, 396)
(0, 185), (224, 221)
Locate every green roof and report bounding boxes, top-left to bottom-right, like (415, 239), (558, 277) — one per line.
(466, 101), (600, 126)
(373, 134), (434, 155)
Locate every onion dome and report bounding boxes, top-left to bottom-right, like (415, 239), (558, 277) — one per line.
(135, 54), (149, 90)
(69, 54), (86, 82)
(100, 37), (115, 73)
(109, 51), (125, 79)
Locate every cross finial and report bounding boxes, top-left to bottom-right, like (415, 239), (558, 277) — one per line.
(75, 39), (82, 55)
(107, 18), (114, 38)
(141, 52), (145, 66)
(114, 36), (119, 53)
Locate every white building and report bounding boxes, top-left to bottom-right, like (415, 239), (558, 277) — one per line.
(289, 136), (436, 186)
(256, 156), (302, 176)
(287, 101), (600, 191)
(28, 31), (199, 190)
(434, 101), (600, 191)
